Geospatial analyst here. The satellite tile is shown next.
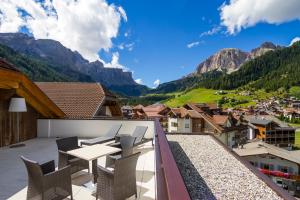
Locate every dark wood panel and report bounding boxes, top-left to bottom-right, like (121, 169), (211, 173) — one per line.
(0, 97), (38, 147)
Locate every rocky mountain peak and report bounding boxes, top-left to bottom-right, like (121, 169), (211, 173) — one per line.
(196, 48), (248, 74)
(195, 42), (280, 75)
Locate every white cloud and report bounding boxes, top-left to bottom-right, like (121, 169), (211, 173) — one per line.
(220, 0), (300, 34)
(135, 78), (143, 84)
(104, 52), (129, 71)
(124, 31), (130, 37)
(290, 37), (300, 46)
(118, 42), (134, 51)
(153, 79), (160, 88)
(200, 26), (221, 37)
(118, 6), (127, 22)
(0, 0), (127, 63)
(187, 41), (200, 48)
(126, 43), (134, 51)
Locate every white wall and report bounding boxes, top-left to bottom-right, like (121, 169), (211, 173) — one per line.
(181, 118), (192, 133)
(168, 118), (178, 133)
(168, 117), (192, 133)
(216, 131), (236, 148)
(247, 128), (255, 140)
(37, 119), (155, 139)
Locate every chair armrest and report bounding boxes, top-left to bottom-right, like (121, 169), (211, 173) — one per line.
(108, 142), (121, 148)
(44, 165), (71, 186)
(41, 160), (55, 175)
(58, 150), (69, 155)
(97, 165), (114, 176)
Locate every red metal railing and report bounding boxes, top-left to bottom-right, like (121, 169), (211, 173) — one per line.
(154, 119), (191, 200)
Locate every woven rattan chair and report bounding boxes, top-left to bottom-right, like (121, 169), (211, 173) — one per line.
(56, 136), (89, 174)
(96, 152), (141, 200)
(105, 135), (136, 167)
(21, 156), (73, 200)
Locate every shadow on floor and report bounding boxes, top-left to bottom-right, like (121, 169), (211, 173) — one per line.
(168, 141), (217, 200)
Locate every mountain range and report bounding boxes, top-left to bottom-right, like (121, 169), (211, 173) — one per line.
(0, 33), (148, 96)
(0, 32), (299, 99)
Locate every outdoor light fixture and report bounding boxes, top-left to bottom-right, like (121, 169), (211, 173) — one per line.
(9, 97), (27, 147)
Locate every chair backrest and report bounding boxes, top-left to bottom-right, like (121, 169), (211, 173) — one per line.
(132, 126), (148, 144)
(106, 124), (122, 137)
(119, 135), (136, 156)
(114, 152), (141, 185)
(21, 156), (44, 183)
(56, 136), (79, 151)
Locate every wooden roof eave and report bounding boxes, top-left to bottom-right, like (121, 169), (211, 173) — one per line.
(0, 69), (65, 118)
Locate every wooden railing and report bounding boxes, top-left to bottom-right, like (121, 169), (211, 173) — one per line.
(154, 119), (191, 200)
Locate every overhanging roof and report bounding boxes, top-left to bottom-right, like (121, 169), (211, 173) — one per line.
(0, 59), (65, 118)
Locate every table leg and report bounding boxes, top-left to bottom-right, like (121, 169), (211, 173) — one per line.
(83, 159), (97, 190)
(92, 159), (97, 183)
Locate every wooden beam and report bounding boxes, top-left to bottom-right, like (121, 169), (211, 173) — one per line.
(0, 69), (65, 118)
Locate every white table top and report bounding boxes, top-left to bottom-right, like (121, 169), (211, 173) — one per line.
(67, 144), (121, 161)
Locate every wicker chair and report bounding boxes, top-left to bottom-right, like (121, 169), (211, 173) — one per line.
(21, 156), (73, 200)
(96, 152), (141, 200)
(105, 135), (136, 167)
(56, 137), (89, 174)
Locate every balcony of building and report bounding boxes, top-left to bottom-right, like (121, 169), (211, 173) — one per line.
(0, 118), (295, 200)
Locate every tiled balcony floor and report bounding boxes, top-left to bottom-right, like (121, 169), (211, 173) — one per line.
(0, 138), (155, 200)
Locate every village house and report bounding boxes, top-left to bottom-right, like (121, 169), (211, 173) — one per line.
(132, 103), (169, 131)
(132, 104), (145, 119)
(234, 141), (300, 197)
(245, 117), (295, 147)
(283, 108), (300, 121)
(121, 105), (133, 119)
(166, 103), (248, 148)
(36, 82), (122, 119)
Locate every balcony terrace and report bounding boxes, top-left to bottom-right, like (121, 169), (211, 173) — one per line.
(0, 119), (296, 200)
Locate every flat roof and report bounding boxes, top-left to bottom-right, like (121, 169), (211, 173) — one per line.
(167, 134), (284, 200)
(234, 140), (300, 165)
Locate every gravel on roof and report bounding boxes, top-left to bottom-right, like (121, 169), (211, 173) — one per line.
(167, 134), (283, 200)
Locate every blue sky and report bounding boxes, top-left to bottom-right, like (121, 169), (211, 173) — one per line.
(104, 0), (300, 87)
(1, 0), (300, 87)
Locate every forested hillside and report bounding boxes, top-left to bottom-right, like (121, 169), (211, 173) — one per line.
(0, 44), (92, 82)
(203, 41), (300, 91)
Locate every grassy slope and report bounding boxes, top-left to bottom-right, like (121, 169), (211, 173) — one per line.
(164, 87), (281, 108)
(295, 132), (300, 147)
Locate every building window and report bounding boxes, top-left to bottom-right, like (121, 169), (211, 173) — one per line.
(261, 163), (272, 170)
(185, 124), (189, 128)
(278, 166), (288, 173)
(171, 122), (178, 127)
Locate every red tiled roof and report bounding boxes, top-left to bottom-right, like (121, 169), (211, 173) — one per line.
(184, 103), (224, 133)
(36, 82), (114, 119)
(133, 104), (144, 110)
(213, 115), (229, 125)
(143, 104), (166, 118)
